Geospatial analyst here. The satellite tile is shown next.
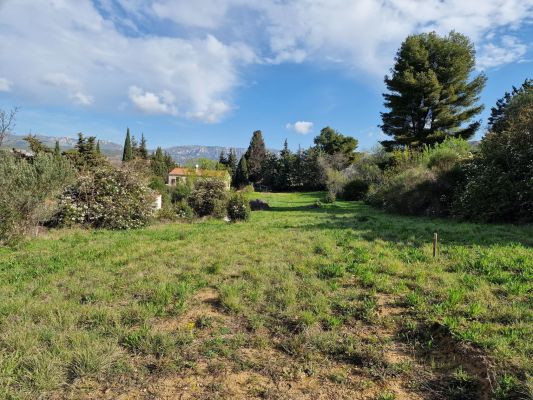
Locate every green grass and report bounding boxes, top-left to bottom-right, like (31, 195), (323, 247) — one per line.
(0, 192), (532, 398)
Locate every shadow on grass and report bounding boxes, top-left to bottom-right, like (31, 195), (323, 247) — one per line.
(266, 199), (533, 248)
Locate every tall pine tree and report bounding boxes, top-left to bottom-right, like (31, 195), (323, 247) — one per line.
(234, 155), (249, 188)
(122, 128), (133, 162)
(139, 134), (148, 159)
(227, 149), (238, 178)
(380, 31), (486, 150)
(488, 79), (532, 134)
(245, 130), (266, 184)
(95, 140), (101, 155)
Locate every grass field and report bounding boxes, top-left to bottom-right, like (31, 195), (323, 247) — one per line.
(0, 192), (531, 399)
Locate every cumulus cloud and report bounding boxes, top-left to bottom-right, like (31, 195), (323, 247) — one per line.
(286, 121), (314, 135)
(128, 86), (178, 115)
(0, 78), (12, 92)
(0, 0), (531, 123)
(476, 36), (529, 70)
(0, 0), (255, 122)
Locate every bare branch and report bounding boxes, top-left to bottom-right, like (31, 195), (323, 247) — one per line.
(0, 106), (19, 148)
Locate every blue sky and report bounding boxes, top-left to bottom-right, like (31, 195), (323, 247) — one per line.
(0, 0), (532, 151)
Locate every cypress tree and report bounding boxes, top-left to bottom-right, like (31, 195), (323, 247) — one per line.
(54, 140), (61, 158)
(139, 133), (148, 159)
(227, 149), (238, 178)
(150, 147), (167, 179)
(122, 128), (133, 161)
(234, 155), (249, 188)
(95, 140), (101, 155)
(218, 150), (227, 166)
(380, 31), (486, 150)
(245, 130), (266, 183)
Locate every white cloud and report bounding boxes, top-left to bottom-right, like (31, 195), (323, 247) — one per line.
(0, 78), (12, 92)
(0, 0), (255, 122)
(477, 36), (529, 70)
(0, 0), (531, 122)
(286, 121), (314, 135)
(129, 86), (177, 115)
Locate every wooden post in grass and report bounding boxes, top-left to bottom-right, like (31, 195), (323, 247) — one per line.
(433, 232), (438, 258)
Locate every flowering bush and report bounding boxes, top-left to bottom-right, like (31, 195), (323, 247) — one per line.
(187, 179), (228, 217)
(227, 193), (250, 221)
(56, 168), (155, 229)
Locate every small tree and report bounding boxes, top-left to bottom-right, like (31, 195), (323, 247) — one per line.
(54, 140), (61, 158)
(227, 149), (238, 179)
(23, 135), (52, 155)
(245, 130), (266, 183)
(380, 31), (486, 150)
(187, 179), (228, 217)
(234, 155), (249, 188)
(122, 128), (133, 162)
(138, 134), (148, 159)
(0, 106), (18, 148)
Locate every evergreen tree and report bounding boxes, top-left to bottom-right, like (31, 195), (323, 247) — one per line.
(73, 132), (103, 170)
(314, 127), (358, 166)
(122, 128), (133, 161)
(380, 31), (486, 150)
(234, 155), (249, 188)
(488, 78), (532, 134)
(245, 130), (266, 184)
(54, 140), (61, 158)
(278, 139), (294, 191)
(227, 149), (238, 178)
(150, 147), (167, 179)
(95, 140), (101, 155)
(23, 135), (52, 154)
(131, 135), (139, 157)
(138, 134), (148, 159)
(218, 150), (227, 166)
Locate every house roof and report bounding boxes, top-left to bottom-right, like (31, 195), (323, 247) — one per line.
(169, 167), (229, 178)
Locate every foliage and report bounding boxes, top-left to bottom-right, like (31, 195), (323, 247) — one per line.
(342, 179), (370, 201)
(454, 90), (533, 223)
(245, 130), (266, 183)
(65, 133), (108, 171)
(233, 155), (249, 189)
(138, 133), (148, 160)
(488, 78), (532, 134)
(187, 178), (228, 217)
(122, 128), (133, 162)
(151, 147), (176, 180)
(380, 31), (486, 150)
(227, 192), (251, 221)
(56, 167), (155, 229)
(314, 126), (358, 165)
(0, 106), (18, 148)
(0, 152), (75, 242)
(23, 135), (53, 155)
(367, 138), (470, 216)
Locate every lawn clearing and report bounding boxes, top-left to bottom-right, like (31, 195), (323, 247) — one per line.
(0, 192), (531, 399)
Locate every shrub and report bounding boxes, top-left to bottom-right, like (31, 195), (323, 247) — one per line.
(175, 200), (195, 220)
(170, 182), (192, 203)
(366, 138), (470, 217)
(454, 91), (533, 223)
(0, 152), (75, 242)
(249, 199), (270, 211)
(342, 179), (370, 201)
(324, 191), (336, 203)
(227, 193), (251, 221)
(55, 167), (155, 229)
(187, 179), (228, 217)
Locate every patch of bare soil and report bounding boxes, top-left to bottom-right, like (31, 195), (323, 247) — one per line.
(56, 289), (496, 400)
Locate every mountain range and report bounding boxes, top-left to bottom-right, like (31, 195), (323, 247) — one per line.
(1, 133), (247, 164)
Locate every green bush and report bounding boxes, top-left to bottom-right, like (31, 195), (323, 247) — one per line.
(56, 167), (155, 229)
(175, 200), (195, 220)
(170, 182), (192, 203)
(342, 179), (370, 201)
(0, 152), (75, 243)
(187, 179), (228, 217)
(367, 140), (468, 217)
(227, 193), (251, 221)
(454, 92), (533, 223)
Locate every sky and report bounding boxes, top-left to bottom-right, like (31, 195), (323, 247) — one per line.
(0, 0), (532, 151)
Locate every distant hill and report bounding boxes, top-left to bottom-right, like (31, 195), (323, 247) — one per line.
(1, 133), (247, 163)
(163, 145), (247, 165)
(1, 133), (123, 159)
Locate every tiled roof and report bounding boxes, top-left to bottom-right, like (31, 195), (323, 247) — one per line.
(169, 167), (229, 177)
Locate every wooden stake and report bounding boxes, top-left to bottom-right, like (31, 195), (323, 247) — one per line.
(433, 232), (438, 258)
